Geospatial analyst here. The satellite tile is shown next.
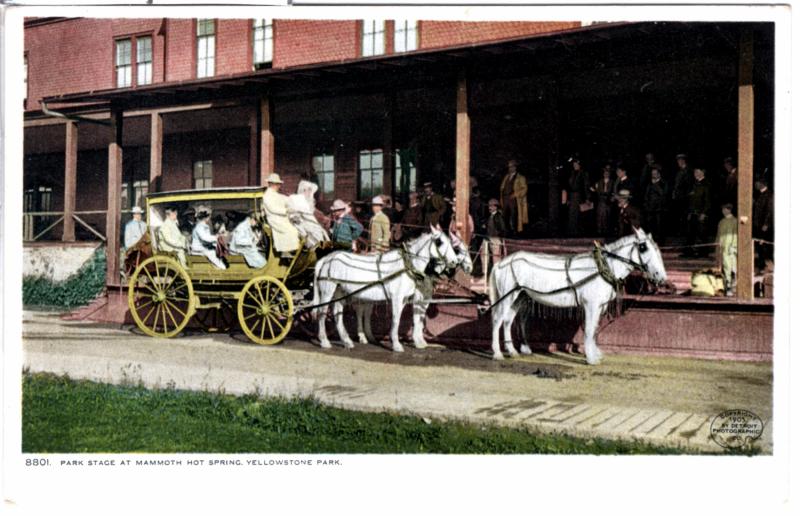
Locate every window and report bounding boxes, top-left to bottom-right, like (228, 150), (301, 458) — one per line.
(358, 149), (383, 199)
(312, 153), (335, 198)
(196, 19), (216, 78)
(38, 185), (53, 212)
(394, 149), (417, 195)
(394, 20), (418, 52)
(136, 36), (153, 85)
(115, 39), (132, 88)
(193, 160), (213, 189)
(361, 20), (385, 57)
(122, 180), (149, 210)
(253, 18), (273, 69)
(23, 53), (28, 105)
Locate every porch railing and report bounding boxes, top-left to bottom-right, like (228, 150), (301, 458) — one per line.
(23, 210), (108, 242)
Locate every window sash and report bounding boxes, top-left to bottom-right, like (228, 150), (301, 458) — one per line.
(115, 39), (132, 87)
(253, 19), (273, 65)
(197, 19), (215, 37)
(136, 37), (153, 85)
(312, 153), (335, 197)
(197, 35), (216, 78)
(362, 19), (385, 57)
(193, 160), (213, 188)
(358, 149), (383, 199)
(395, 20), (418, 52)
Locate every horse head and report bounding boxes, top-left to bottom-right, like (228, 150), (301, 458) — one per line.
(427, 225), (460, 275)
(632, 227), (668, 285)
(448, 230), (473, 275)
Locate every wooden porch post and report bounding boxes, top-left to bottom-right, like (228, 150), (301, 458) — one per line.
(62, 120), (78, 242)
(736, 28), (755, 300)
(455, 74), (471, 243)
(106, 109), (124, 286)
(149, 112), (163, 193)
(259, 96), (275, 185)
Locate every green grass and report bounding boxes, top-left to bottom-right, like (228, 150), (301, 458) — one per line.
(23, 373), (731, 454)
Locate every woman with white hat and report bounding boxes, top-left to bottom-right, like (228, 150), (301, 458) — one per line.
(262, 173), (300, 257)
(190, 205), (227, 269)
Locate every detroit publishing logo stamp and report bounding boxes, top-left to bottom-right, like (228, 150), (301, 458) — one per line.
(709, 410), (764, 449)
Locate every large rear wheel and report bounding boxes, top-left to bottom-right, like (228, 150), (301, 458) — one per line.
(237, 275), (293, 345)
(128, 256), (194, 338)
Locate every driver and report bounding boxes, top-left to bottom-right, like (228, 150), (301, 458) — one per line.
(262, 173), (300, 257)
(229, 212), (267, 269)
(158, 206), (188, 267)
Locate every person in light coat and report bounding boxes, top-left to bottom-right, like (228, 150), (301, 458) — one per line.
(229, 213), (267, 269)
(124, 206), (147, 250)
(262, 173), (300, 256)
(158, 206), (188, 267)
(369, 196), (391, 253)
(190, 206), (227, 269)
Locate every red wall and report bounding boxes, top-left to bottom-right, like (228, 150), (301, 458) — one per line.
(25, 18), (579, 111)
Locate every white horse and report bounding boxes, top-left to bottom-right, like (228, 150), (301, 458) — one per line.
(354, 231), (473, 349)
(312, 227), (461, 352)
(489, 227), (667, 365)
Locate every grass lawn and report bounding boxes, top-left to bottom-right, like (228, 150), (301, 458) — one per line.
(22, 373), (730, 454)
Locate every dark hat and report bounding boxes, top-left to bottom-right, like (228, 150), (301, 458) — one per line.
(568, 154), (581, 164)
(724, 156), (735, 165)
(422, 181), (433, 188)
(615, 161), (627, 171)
(676, 153), (688, 160)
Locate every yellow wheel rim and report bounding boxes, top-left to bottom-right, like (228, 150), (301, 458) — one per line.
(128, 256), (195, 338)
(237, 275), (293, 345)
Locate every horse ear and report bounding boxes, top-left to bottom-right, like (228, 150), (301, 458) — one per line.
(634, 226), (645, 238)
(430, 224), (440, 235)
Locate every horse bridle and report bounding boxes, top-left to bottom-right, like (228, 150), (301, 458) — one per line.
(601, 239), (651, 277)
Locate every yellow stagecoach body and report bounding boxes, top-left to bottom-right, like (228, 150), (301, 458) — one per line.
(127, 186), (318, 345)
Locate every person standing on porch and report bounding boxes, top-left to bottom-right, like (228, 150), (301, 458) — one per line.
(330, 199), (364, 251)
(721, 157), (738, 207)
(401, 191), (424, 240)
(369, 196), (391, 253)
(753, 177), (774, 271)
(643, 167), (669, 244)
(672, 153), (692, 237)
(616, 190), (641, 237)
(684, 168), (712, 257)
(482, 198), (506, 277)
(590, 164), (614, 238)
(262, 173), (300, 257)
(124, 206), (147, 250)
(421, 182), (446, 227)
(499, 159), (528, 236)
(715, 203), (737, 296)
(564, 156), (589, 237)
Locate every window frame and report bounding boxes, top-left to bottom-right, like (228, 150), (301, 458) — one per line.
(312, 152), (336, 200)
(361, 19), (386, 57)
(252, 18), (274, 70)
(358, 149), (384, 200)
(394, 19), (418, 53)
(113, 32), (155, 89)
(136, 36), (153, 86)
(195, 18), (217, 79)
(193, 160), (214, 190)
(23, 52), (29, 108)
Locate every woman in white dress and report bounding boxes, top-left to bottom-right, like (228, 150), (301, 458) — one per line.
(229, 213), (267, 269)
(190, 206), (227, 269)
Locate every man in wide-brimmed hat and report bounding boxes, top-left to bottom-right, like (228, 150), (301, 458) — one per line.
(124, 206), (147, 250)
(500, 158), (528, 235)
(262, 173), (300, 256)
(158, 205), (188, 267)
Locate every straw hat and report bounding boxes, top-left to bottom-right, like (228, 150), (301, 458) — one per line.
(371, 196), (384, 206)
(330, 199), (348, 212)
(266, 173), (283, 184)
(131, 206), (144, 214)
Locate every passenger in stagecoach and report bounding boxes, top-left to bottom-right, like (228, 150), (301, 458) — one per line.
(482, 198), (506, 278)
(421, 181), (446, 228)
(390, 197), (406, 244)
(616, 189), (641, 238)
(262, 173), (300, 258)
(369, 196), (391, 253)
(158, 206), (188, 267)
(329, 199), (363, 251)
(124, 206), (147, 250)
(500, 158), (529, 237)
(229, 212), (267, 269)
(286, 180), (330, 249)
(190, 206), (227, 269)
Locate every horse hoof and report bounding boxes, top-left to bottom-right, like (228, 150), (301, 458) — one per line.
(413, 341), (428, 349)
(508, 350), (519, 358)
(392, 345), (405, 353)
(319, 341), (332, 349)
(344, 342), (355, 350)
(520, 345), (532, 355)
(358, 335), (368, 345)
(585, 355), (601, 365)
(492, 353), (504, 361)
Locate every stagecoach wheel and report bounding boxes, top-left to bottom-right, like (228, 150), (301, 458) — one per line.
(194, 299), (236, 333)
(237, 275), (294, 345)
(128, 256), (195, 338)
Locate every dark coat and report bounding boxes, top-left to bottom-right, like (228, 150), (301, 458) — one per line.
(618, 203), (641, 237)
(672, 167), (692, 202)
(753, 188), (774, 234)
(486, 210), (506, 238)
(687, 178), (712, 216)
(644, 179), (669, 213)
(614, 176), (636, 202)
(567, 169), (590, 202)
(421, 193), (446, 227)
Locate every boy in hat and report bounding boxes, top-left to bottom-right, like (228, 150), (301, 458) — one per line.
(262, 173), (300, 257)
(369, 196), (391, 253)
(158, 206), (188, 267)
(715, 203), (737, 296)
(330, 199), (363, 251)
(124, 206), (147, 250)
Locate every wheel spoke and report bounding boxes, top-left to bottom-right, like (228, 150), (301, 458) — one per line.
(151, 304), (162, 332)
(260, 315), (267, 341)
(166, 282), (186, 296)
(164, 299), (187, 319)
(243, 312), (258, 322)
(161, 301), (169, 331)
(143, 267), (157, 288)
(249, 317), (261, 335)
(246, 291), (261, 306)
(135, 298), (154, 311)
(163, 302), (179, 329)
(265, 312), (281, 336)
(255, 283), (267, 305)
(242, 302), (260, 310)
(141, 304), (157, 326)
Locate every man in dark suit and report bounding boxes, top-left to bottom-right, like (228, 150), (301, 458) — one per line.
(685, 167), (712, 257)
(753, 177), (774, 270)
(616, 189), (641, 237)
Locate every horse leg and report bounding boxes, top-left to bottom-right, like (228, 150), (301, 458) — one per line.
(363, 305), (377, 344)
(389, 297), (405, 353)
(316, 284), (333, 349)
(356, 304), (369, 345)
(411, 291), (429, 349)
(491, 296), (512, 360)
(333, 300), (355, 349)
(518, 297), (533, 355)
(583, 302), (604, 365)
(503, 301), (520, 358)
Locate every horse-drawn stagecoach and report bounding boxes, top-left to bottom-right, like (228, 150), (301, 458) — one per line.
(127, 186), (317, 345)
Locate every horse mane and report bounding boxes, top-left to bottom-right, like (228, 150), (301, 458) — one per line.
(406, 232), (433, 253)
(603, 234), (638, 252)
